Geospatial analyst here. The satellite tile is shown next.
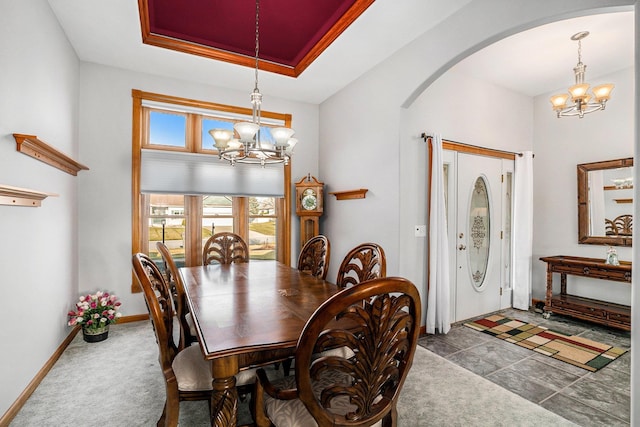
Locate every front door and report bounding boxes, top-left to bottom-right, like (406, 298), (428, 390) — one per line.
(454, 153), (504, 321)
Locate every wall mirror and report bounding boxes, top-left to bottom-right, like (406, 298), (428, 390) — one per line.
(578, 157), (633, 246)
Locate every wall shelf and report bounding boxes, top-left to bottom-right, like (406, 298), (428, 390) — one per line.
(604, 185), (633, 191)
(614, 198), (633, 204)
(0, 184), (58, 207)
(329, 189), (368, 200)
(13, 134), (89, 176)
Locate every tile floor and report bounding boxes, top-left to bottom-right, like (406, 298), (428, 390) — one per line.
(419, 308), (631, 426)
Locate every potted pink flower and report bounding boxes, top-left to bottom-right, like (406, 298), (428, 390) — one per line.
(67, 291), (122, 342)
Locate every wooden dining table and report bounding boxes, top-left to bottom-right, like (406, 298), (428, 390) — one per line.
(179, 260), (342, 427)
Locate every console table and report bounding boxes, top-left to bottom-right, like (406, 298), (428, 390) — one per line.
(540, 255), (631, 331)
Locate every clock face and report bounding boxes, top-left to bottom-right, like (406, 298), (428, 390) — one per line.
(302, 194), (318, 210)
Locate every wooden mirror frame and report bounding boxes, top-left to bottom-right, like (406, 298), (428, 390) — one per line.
(578, 157), (633, 246)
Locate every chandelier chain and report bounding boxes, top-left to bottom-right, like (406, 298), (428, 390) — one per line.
(209, 0), (297, 166)
(254, 0), (260, 92)
(577, 39), (582, 64)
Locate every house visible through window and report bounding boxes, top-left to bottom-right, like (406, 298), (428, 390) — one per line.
(131, 90), (292, 291)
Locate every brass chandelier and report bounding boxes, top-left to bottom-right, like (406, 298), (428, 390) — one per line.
(209, 0), (297, 166)
(549, 31), (614, 118)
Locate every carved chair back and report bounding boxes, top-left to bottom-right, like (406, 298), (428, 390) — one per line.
(297, 235), (331, 280)
(156, 242), (197, 350)
(202, 232), (249, 265)
(133, 252), (219, 426)
(605, 214), (633, 236)
(296, 277), (420, 426)
(336, 242), (386, 288)
(132, 252), (179, 371)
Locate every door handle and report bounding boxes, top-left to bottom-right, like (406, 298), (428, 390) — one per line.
(458, 244), (466, 250)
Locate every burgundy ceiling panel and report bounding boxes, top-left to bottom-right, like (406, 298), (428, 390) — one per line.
(140, 0), (372, 76)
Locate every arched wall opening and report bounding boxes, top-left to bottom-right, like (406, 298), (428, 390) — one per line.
(392, 3), (637, 423)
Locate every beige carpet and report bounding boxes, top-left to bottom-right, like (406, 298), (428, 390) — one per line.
(10, 321), (576, 426)
(399, 345), (576, 426)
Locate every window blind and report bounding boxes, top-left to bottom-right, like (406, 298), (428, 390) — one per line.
(140, 149), (284, 197)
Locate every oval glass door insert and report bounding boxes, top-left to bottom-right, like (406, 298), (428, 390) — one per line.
(468, 177), (490, 289)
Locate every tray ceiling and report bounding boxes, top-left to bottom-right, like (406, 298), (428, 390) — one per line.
(138, 0), (374, 77)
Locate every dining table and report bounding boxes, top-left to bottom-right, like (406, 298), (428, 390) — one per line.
(179, 260), (342, 427)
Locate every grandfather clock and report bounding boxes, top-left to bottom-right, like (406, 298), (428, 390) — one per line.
(295, 174), (324, 248)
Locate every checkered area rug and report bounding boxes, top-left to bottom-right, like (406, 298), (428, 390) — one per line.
(464, 314), (628, 372)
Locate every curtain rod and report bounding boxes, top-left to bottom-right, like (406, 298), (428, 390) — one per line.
(420, 132), (524, 157)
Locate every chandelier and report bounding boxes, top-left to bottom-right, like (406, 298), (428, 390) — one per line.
(209, 0), (297, 166)
(549, 31), (614, 118)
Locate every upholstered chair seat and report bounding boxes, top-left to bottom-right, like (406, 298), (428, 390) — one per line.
(173, 345), (255, 392)
(260, 371), (381, 427)
(184, 312), (197, 338)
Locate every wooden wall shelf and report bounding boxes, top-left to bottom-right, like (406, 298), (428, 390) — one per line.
(614, 198), (633, 204)
(329, 189), (368, 200)
(13, 134), (89, 176)
(604, 185), (633, 191)
(0, 184), (58, 207)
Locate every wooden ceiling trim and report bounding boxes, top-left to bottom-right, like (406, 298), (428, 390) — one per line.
(137, 0), (373, 78)
(294, 0), (375, 76)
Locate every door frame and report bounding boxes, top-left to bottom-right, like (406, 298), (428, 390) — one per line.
(429, 139), (517, 322)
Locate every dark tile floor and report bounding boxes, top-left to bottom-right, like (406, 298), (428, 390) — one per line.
(418, 308), (631, 426)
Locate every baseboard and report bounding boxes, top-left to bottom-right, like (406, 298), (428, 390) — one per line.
(0, 314), (148, 426)
(119, 313), (149, 324)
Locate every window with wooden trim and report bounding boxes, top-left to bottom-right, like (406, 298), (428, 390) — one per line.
(131, 90), (292, 291)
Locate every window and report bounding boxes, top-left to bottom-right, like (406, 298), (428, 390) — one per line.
(132, 90), (292, 291)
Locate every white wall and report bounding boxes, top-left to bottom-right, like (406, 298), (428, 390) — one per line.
(399, 68), (534, 321)
(320, 3), (637, 423)
(77, 63), (320, 317)
(320, 0), (635, 312)
(2, 0), (638, 422)
(532, 67), (634, 304)
(0, 0), (80, 417)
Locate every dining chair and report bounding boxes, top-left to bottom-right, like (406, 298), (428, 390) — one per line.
(202, 232), (250, 265)
(156, 242), (197, 350)
(276, 235), (332, 376)
(297, 235), (330, 280)
(253, 276), (421, 427)
(335, 242), (386, 288)
(132, 252), (256, 427)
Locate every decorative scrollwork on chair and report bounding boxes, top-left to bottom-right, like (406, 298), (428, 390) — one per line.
(202, 232), (250, 265)
(253, 277), (421, 427)
(605, 214), (633, 236)
(336, 242), (386, 288)
(298, 235), (330, 280)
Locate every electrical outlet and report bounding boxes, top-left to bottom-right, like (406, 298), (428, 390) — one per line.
(414, 225), (426, 237)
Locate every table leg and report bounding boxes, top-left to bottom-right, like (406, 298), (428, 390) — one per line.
(210, 356), (239, 427)
(560, 273), (567, 295)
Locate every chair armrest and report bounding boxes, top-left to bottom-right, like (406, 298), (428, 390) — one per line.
(256, 368), (298, 400)
(253, 368), (299, 427)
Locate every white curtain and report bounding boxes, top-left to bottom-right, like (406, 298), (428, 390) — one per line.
(512, 151), (534, 310)
(427, 134), (451, 334)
